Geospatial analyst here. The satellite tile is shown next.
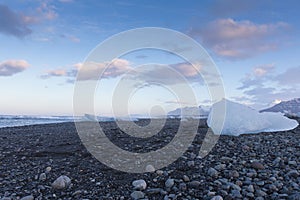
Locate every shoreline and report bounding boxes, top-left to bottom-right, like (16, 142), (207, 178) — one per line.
(0, 119), (299, 199)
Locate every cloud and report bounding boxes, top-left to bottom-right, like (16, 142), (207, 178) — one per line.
(41, 69), (67, 79)
(0, 4), (32, 37)
(190, 18), (290, 59)
(237, 65), (300, 108)
(74, 59), (132, 80)
(41, 59), (213, 87)
(275, 66), (300, 86)
(253, 64), (275, 77)
(242, 86), (300, 108)
(0, 60), (30, 76)
(0, 2), (59, 38)
(41, 59), (132, 81)
(238, 64), (275, 89)
(36, 2), (58, 20)
(122, 62), (206, 86)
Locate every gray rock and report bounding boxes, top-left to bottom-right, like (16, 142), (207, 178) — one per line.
(20, 195), (34, 200)
(231, 189), (242, 198)
(183, 175), (190, 182)
(146, 188), (163, 194)
(289, 193), (300, 200)
(207, 191), (216, 196)
(179, 183), (187, 191)
(188, 180), (201, 188)
(45, 166), (51, 173)
(268, 184), (278, 191)
(288, 161), (297, 166)
(247, 184), (255, 193)
(287, 170), (299, 178)
(215, 164), (226, 171)
(229, 170), (239, 178)
(130, 191), (145, 199)
(39, 173), (46, 181)
(156, 170), (164, 176)
(145, 165), (155, 172)
(72, 190), (82, 196)
(246, 192), (255, 198)
(256, 181), (265, 186)
(256, 189), (267, 197)
(165, 179), (175, 188)
(208, 167), (219, 177)
(132, 179), (147, 190)
(220, 156), (232, 162)
(230, 183), (241, 191)
(251, 161), (265, 170)
(210, 196), (223, 200)
(255, 197), (264, 200)
(1, 198), (12, 200)
(187, 161), (195, 167)
(51, 175), (71, 190)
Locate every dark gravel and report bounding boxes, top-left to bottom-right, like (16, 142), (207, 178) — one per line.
(0, 118), (299, 200)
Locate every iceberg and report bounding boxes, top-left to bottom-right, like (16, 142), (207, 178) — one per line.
(207, 99), (299, 136)
(167, 106), (210, 119)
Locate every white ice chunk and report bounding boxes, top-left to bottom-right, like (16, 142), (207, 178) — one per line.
(207, 99), (299, 136)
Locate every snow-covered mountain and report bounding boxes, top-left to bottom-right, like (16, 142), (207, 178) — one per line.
(168, 106), (210, 118)
(260, 98), (300, 117)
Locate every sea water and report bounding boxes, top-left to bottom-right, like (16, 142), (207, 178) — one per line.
(0, 115), (80, 128)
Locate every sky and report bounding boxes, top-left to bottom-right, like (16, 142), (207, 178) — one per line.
(0, 0), (300, 116)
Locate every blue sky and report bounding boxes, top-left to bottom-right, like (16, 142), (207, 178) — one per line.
(0, 0), (299, 116)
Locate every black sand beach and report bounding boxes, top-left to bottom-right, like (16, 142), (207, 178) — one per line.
(0, 119), (299, 200)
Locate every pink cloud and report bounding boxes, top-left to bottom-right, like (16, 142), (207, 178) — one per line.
(190, 18), (290, 59)
(36, 2), (58, 21)
(0, 60), (30, 76)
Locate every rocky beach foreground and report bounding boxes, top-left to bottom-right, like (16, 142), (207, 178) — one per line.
(0, 119), (299, 200)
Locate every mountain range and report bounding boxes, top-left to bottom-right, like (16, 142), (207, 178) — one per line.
(167, 106), (210, 118)
(260, 98), (300, 117)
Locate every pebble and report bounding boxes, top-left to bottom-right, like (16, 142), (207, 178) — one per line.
(288, 193), (300, 200)
(287, 170), (299, 178)
(207, 167), (218, 177)
(45, 166), (52, 173)
(247, 184), (255, 193)
(251, 161), (265, 170)
(231, 189), (242, 198)
(229, 170), (239, 178)
(256, 189), (267, 197)
(215, 164), (226, 171)
(187, 160), (195, 167)
(230, 183), (241, 191)
(39, 173), (47, 181)
(51, 175), (71, 190)
(132, 179), (147, 190)
(130, 191), (145, 199)
(146, 188), (162, 194)
(145, 165), (155, 172)
(165, 179), (175, 188)
(256, 181), (265, 186)
(210, 196), (223, 200)
(20, 195), (34, 200)
(183, 175), (190, 182)
(179, 183), (187, 191)
(188, 180), (201, 188)
(156, 170), (164, 176)
(288, 160), (297, 166)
